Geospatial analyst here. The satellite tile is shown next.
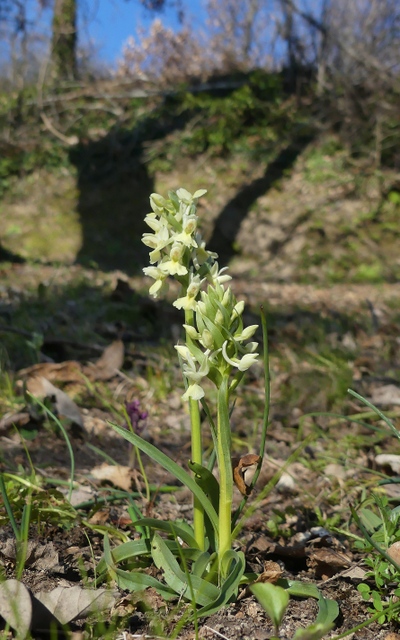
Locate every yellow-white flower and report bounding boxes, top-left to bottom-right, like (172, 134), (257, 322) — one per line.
(161, 242), (188, 276)
(182, 383), (205, 401)
(234, 325), (258, 341)
(207, 262), (232, 286)
(175, 345), (210, 400)
(222, 341), (259, 371)
(173, 214), (198, 248)
(142, 265), (168, 298)
(142, 224), (170, 264)
(173, 273), (204, 310)
(150, 193), (167, 211)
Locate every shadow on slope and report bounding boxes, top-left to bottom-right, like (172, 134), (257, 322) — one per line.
(208, 135), (314, 265)
(69, 106), (192, 274)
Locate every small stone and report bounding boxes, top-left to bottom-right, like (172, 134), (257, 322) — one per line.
(276, 472), (295, 492)
(375, 454), (400, 474)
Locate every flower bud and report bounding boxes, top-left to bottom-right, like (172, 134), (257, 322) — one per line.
(183, 324), (200, 340)
(150, 193), (166, 210)
(201, 329), (214, 350)
(232, 300), (245, 317)
(236, 325), (258, 341)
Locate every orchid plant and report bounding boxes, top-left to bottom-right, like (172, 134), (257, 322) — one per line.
(102, 188), (270, 615)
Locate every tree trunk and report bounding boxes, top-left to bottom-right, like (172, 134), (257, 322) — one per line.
(51, 0), (77, 82)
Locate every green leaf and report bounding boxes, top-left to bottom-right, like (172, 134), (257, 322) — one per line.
(359, 508), (383, 533)
(192, 551), (213, 578)
(315, 594), (339, 627)
(131, 518), (198, 549)
(102, 535), (177, 600)
(280, 579), (338, 627)
(151, 533), (220, 606)
(357, 583), (371, 600)
(250, 582), (289, 630)
(97, 538), (151, 575)
(281, 580), (320, 599)
(347, 389), (400, 440)
(293, 622), (334, 640)
(109, 423), (219, 535)
(188, 461), (220, 512)
(103, 534), (117, 577)
(197, 550), (246, 618)
(201, 314), (225, 349)
(113, 567), (177, 600)
(372, 590), (383, 611)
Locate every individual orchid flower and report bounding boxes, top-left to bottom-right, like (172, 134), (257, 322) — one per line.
(142, 265), (169, 298)
(173, 214), (199, 248)
(143, 213), (163, 232)
(173, 273), (204, 310)
(142, 224), (170, 264)
(230, 300), (245, 323)
(176, 188), (207, 206)
(199, 329), (214, 350)
(206, 262), (232, 286)
(175, 345), (210, 401)
(176, 188), (194, 205)
(222, 340), (259, 371)
(182, 383), (205, 401)
(161, 242), (188, 276)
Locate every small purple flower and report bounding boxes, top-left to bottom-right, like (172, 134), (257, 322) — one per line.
(124, 400), (148, 434)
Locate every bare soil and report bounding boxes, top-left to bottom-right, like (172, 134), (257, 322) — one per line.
(1, 261), (400, 639)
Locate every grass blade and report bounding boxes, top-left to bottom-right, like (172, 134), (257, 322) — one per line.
(109, 422), (219, 535)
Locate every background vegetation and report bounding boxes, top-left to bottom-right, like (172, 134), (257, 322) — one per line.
(0, 0), (399, 280)
(1, 2), (400, 638)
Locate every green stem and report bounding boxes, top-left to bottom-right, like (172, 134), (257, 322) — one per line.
(217, 377), (232, 569)
(189, 397), (205, 551)
(185, 309), (205, 552)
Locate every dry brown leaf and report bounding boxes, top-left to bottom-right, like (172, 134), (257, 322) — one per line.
(85, 339), (124, 380)
(35, 585), (118, 624)
(27, 376), (84, 428)
(91, 462), (134, 491)
(307, 548), (352, 580)
(0, 579), (32, 638)
(0, 540), (60, 572)
(66, 486), (97, 507)
(253, 560), (283, 584)
(340, 565), (367, 580)
(19, 361), (84, 383)
(232, 454), (261, 496)
(0, 411), (30, 432)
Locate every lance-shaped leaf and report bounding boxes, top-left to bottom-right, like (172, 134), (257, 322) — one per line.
(250, 582), (289, 632)
(109, 422), (219, 537)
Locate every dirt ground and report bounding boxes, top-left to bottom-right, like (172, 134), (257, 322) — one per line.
(1, 264), (400, 639)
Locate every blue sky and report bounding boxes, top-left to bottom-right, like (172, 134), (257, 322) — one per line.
(13, 0), (206, 70)
(80, 0), (206, 65)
